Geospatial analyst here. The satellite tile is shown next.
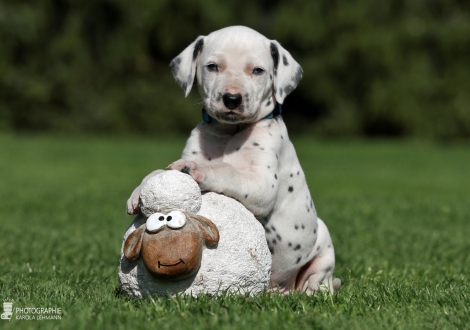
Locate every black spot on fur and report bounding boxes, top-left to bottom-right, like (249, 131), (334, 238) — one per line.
(296, 257), (302, 264)
(317, 246), (320, 251)
(284, 85), (295, 96)
(271, 225), (276, 232)
(186, 74), (192, 89)
(270, 74), (273, 80)
(266, 100), (271, 107)
(253, 142), (259, 146)
(281, 135), (283, 139)
(270, 42), (279, 74)
(181, 166), (190, 174)
(293, 66), (303, 85)
(170, 56), (182, 76)
(328, 244), (332, 248)
(314, 229), (316, 234)
(301, 225), (305, 229)
(267, 165), (270, 169)
(293, 244), (301, 251)
(288, 186), (294, 193)
(192, 38), (204, 61)
(272, 184), (274, 188)
(306, 206), (310, 212)
(236, 146), (241, 151)
(276, 234), (282, 241)
(179, 80), (187, 91)
(207, 157), (212, 161)
(283, 55), (289, 66)
(295, 225), (299, 230)
(288, 242), (292, 247)
(272, 239), (277, 245)
(297, 171), (300, 175)
(269, 247), (274, 254)
(192, 151), (197, 155)
(245, 194), (248, 199)
(290, 173), (293, 177)
(260, 147), (265, 150)
(265, 227), (271, 234)
(274, 174), (277, 180)
(276, 154), (278, 160)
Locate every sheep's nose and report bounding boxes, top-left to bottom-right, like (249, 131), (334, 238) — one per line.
(222, 93), (242, 110)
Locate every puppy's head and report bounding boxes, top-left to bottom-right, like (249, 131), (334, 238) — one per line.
(170, 26), (302, 124)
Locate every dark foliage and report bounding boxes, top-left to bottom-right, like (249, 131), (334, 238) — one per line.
(1, 0), (469, 138)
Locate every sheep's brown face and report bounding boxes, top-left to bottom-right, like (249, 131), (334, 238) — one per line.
(142, 229), (202, 280)
(124, 211), (219, 281)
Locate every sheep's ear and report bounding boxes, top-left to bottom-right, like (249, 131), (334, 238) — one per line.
(192, 215), (219, 246)
(170, 36), (205, 97)
(270, 40), (303, 104)
(123, 224), (145, 260)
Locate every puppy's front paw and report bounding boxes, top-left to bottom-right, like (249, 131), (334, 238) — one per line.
(126, 186), (142, 215)
(167, 159), (205, 184)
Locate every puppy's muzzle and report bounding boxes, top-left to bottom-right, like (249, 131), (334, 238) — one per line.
(223, 93), (242, 110)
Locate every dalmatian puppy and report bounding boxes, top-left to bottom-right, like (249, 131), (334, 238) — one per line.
(127, 26), (340, 294)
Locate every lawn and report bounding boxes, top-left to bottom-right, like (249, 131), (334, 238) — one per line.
(0, 134), (468, 329)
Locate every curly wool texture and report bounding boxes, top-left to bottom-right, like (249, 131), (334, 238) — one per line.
(139, 170), (202, 216)
(119, 171), (271, 297)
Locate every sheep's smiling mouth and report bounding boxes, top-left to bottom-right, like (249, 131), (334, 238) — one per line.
(157, 259), (185, 268)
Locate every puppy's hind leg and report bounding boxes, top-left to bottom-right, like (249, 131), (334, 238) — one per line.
(295, 219), (341, 295)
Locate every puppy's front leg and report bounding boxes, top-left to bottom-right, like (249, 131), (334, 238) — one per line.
(168, 159), (278, 219)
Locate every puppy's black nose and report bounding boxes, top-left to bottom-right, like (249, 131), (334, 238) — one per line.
(222, 93), (242, 110)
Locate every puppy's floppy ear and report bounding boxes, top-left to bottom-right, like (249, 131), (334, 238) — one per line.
(123, 224), (146, 260)
(170, 36), (205, 97)
(270, 40), (303, 104)
(191, 214), (219, 246)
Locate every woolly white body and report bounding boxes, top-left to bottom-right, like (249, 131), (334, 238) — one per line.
(119, 179), (271, 297)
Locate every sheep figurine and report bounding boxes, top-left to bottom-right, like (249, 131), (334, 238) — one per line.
(118, 170), (271, 297)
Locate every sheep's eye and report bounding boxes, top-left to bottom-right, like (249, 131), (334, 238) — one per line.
(166, 211), (186, 229)
(207, 64), (218, 72)
(146, 213), (167, 232)
(252, 67), (264, 75)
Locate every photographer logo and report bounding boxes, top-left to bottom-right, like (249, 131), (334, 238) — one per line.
(1, 302), (13, 321)
(1, 302), (61, 321)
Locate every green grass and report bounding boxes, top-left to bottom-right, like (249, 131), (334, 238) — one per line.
(0, 134), (469, 329)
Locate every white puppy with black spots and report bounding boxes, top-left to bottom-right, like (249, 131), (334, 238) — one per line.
(127, 26), (340, 294)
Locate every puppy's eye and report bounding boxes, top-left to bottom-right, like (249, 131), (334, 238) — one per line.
(166, 211), (186, 229)
(146, 213), (167, 232)
(207, 64), (218, 72)
(252, 67), (264, 75)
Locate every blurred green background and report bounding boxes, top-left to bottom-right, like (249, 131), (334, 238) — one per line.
(1, 0), (470, 139)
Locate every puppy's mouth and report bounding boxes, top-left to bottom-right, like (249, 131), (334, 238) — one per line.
(221, 110), (242, 120)
(209, 108), (253, 124)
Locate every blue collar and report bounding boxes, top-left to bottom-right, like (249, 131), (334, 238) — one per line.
(202, 103), (282, 124)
